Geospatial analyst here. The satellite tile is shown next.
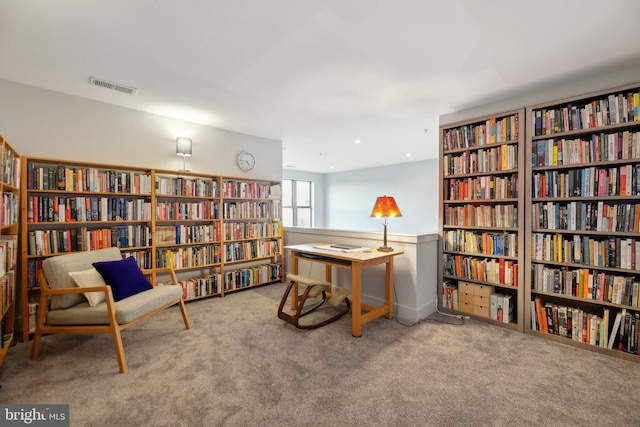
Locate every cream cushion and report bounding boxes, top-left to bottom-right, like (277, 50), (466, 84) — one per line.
(44, 246), (122, 310)
(68, 268), (108, 306)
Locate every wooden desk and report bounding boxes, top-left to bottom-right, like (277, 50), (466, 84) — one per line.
(285, 243), (404, 337)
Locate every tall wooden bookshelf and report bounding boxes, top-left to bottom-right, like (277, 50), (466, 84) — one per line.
(152, 170), (222, 300)
(0, 135), (20, 367)
(525, 82), (640, 361)
(20, 158), (283, 341)
(438, 108), (525, 332)
(221, 178), (282, 293)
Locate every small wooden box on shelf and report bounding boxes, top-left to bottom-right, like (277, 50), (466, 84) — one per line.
(458, 282), (494, 318)
(525, 82), (640, 362)
(438, 108), (525, 332)
(454, 277), (514, 323)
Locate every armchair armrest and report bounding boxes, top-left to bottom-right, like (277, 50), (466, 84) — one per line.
(44, 285), (110, 296)
(141, 267), (179, 286)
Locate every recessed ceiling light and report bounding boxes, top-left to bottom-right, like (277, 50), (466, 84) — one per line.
(354, 140), (361, 144)
(406, 153), (412, 158)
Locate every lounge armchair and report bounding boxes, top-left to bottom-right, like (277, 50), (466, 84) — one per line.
(30, 247), (191, 373)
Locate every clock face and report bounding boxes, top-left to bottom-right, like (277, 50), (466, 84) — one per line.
(237, 151), (256, 171)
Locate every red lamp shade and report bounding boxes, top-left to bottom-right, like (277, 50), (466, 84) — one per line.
(370, 196), (402, 218)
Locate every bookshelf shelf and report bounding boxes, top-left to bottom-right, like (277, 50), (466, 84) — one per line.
(19, 162), (283, 342)
(525, 81), (640, 360)
(439, 108), (526, 330)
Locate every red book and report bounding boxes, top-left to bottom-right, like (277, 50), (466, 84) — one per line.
(499, 258), (505, 284)
(535, 296), (547, 333)
(32, 196), (38, 223)
(598, 169), (606, 196)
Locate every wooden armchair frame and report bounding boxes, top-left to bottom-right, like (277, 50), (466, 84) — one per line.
(31, 266), (191, 373)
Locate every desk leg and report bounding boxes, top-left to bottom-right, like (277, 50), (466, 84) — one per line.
(351, 263), (362, 337)
(290, 252), (299, 310)
(385, 256), (394, 319)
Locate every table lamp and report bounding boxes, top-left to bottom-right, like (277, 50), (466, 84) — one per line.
(370, 195), (402, 252)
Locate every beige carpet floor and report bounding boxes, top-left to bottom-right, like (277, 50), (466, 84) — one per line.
(1, 282), (639, 426)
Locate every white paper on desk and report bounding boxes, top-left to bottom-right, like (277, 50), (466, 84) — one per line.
(313, 244), (365, 253)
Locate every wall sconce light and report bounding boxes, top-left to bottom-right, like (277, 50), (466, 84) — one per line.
(176, 137), (192, 171)
(370, 195), (402, 252)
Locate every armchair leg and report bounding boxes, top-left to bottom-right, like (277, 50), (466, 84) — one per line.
(110, 326), (127, 374)
(30, 332), (42, 360)
(30, 293), (49, 361)
(179, 299), (192, 329)
(106, 298), (127, 373)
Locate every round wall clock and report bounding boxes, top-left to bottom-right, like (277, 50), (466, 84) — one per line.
(237, 151), (256, 171)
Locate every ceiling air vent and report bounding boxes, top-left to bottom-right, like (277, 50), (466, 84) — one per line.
(89, 76), (137, 95)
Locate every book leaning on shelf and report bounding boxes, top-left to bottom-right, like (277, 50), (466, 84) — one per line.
(607, 309), (640, 354)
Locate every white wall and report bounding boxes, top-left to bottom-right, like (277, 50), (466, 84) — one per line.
(285, 161), (440, 234)
(441, 57), (640, 126)
(323, 160), (439, 234)
(0, 79), (283, 180)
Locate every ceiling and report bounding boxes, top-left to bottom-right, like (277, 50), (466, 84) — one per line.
(1, 1), (640, 173)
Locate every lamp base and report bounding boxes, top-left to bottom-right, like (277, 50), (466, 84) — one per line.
(378, 223), (394, 252)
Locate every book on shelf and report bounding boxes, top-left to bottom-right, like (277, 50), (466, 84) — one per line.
(28, 302), (39, 333)
(602, 308), (610, 349)
(495, 294), (513, 323)
(2, 331), (12, 349)
(534, 296), (546, 333)
(442, 281), (458, 310)
(268, 184), (281, 199)
(558, 305), (568, 337)
(618, 311), (630, 352)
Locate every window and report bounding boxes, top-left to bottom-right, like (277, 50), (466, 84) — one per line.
(282, 179), (313, 227)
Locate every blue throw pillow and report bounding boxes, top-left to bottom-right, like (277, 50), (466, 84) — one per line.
(93, 256), (153, 302)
